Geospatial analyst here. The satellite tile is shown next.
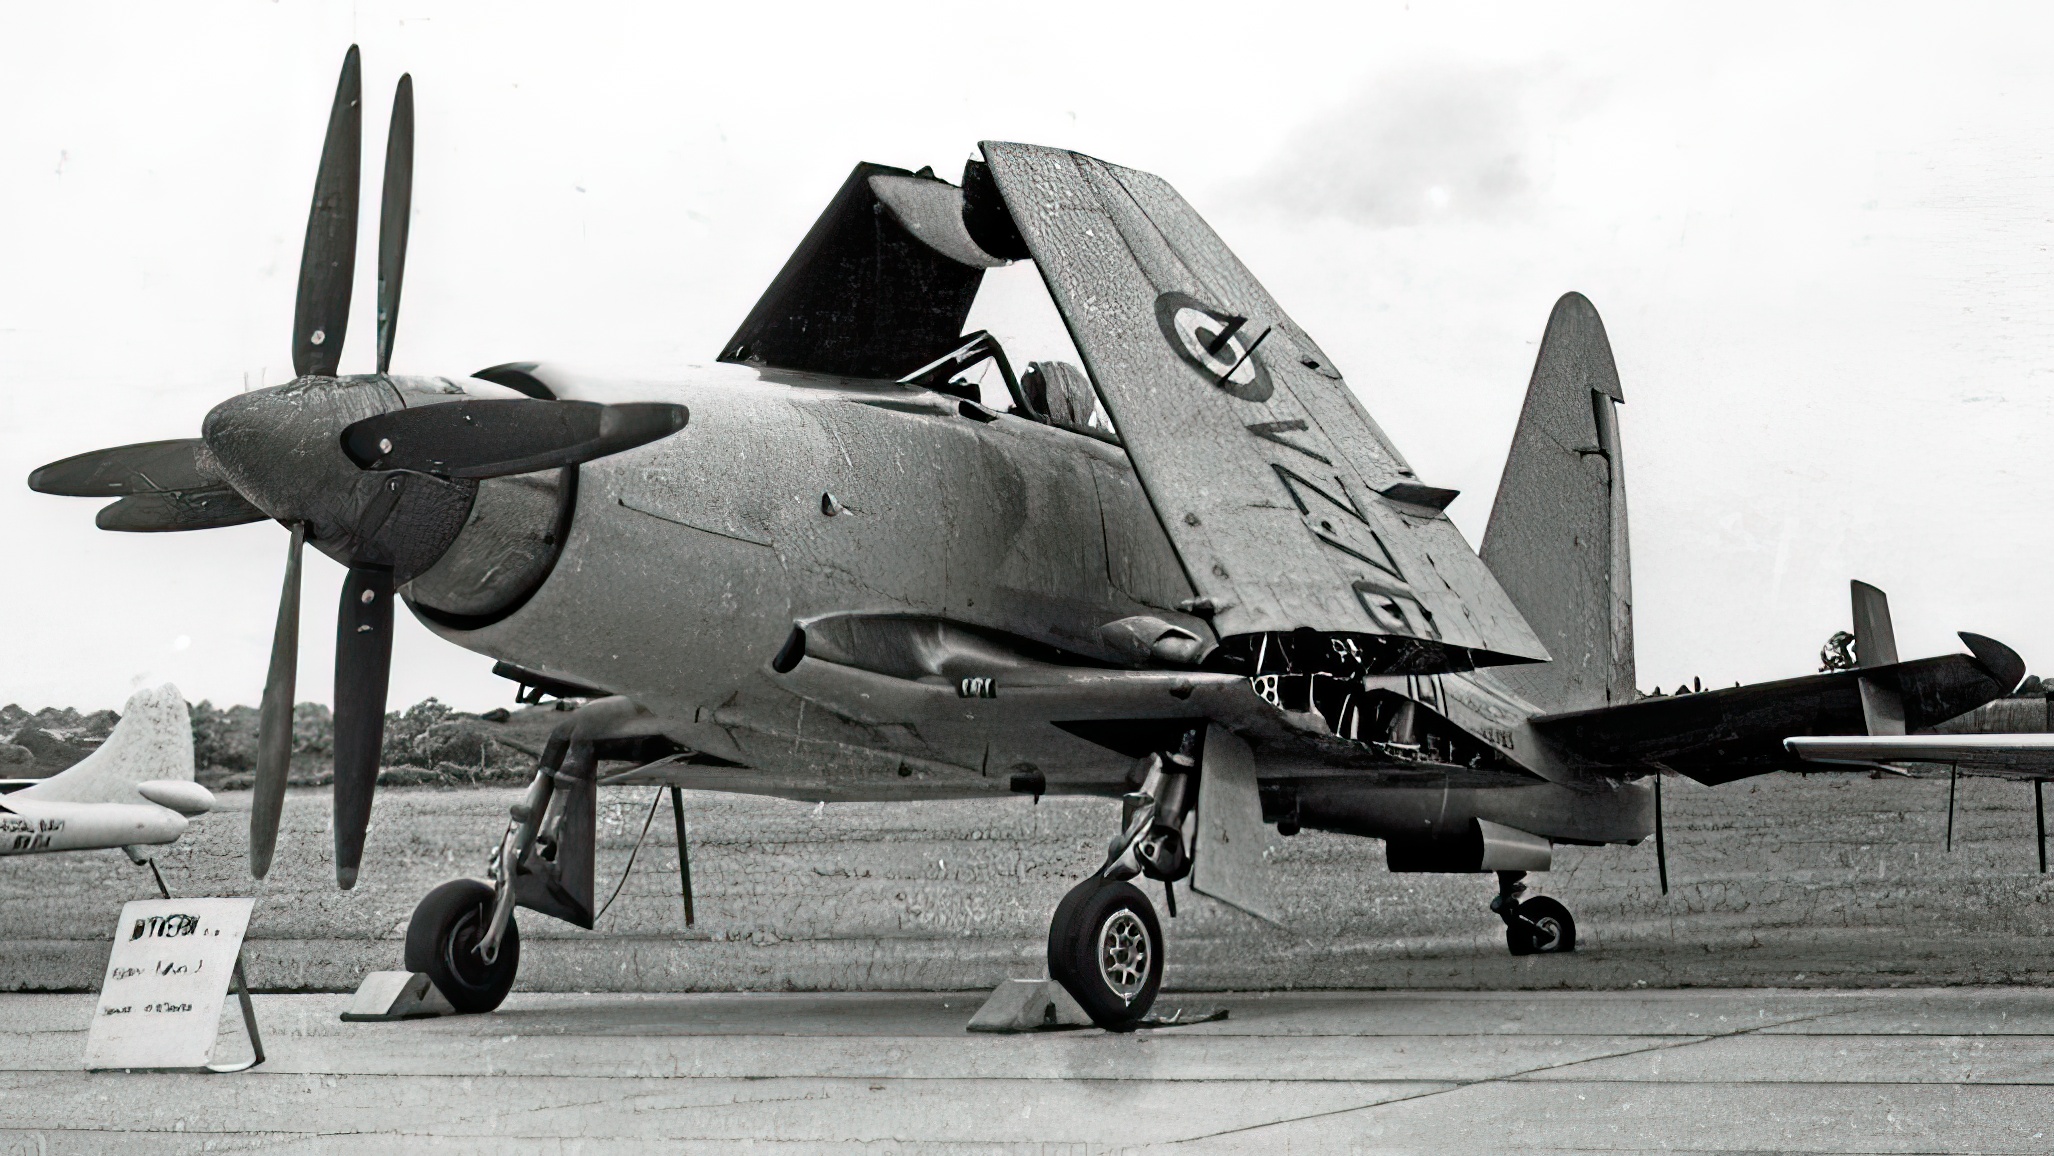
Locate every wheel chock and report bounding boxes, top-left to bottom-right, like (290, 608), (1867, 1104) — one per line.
(966, 979), (1094, 1033)
(340, 971), (458, 1022)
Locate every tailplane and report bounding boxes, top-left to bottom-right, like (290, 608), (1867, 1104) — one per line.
(16, 684), (195, 806)
(1480, 293), (1634, 714)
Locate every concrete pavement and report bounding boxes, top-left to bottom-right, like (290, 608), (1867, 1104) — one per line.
(4, 987), (2052, 1152)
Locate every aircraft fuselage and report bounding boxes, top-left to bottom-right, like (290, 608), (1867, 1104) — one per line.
(406, 364), (1652, 844)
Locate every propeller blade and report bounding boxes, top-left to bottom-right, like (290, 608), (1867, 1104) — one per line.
(250, 523), (305, 879)
(292, 45), (363, 378)
(340, 399), (688, 479)
(94, 489), (268, 532)
(332, 564), (394, 889)
(376, 75), (413, 375)
(29, 439), (214, 496)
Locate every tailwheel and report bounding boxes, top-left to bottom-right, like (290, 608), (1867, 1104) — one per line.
(1505, 895), (1577, 956)
(1048, 876), (1163, 1031)
(405, 878), (519, 1013)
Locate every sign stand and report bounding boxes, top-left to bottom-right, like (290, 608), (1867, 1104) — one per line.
(82, 860), (264, 1073)
(210, 956), (266, 1073)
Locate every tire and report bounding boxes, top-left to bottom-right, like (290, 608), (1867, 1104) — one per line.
(1047, 877), (1163, 1031)
(405, 878), (519, 1014)
(1505, 896), (1576, 956)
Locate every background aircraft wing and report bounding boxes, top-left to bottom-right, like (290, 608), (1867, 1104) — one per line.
(980, 142), (1545, 674)
(1529, 634), (2023, 784)
(1786, 734), (2054, 779)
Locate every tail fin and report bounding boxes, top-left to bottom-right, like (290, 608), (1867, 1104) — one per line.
(1479, 293), (1634, 714)
(1850, 580), (1907, 735)
(16, 684), (194, 805)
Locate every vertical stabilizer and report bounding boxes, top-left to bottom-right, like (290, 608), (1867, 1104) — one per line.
(1850, 580), (1907, 735)
(1850, 580), (1899, 667)
(1480, 293), (1634, 714)
(16, 685), (195, 805)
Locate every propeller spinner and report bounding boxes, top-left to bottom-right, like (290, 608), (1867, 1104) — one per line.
(27, 46), (687, 888)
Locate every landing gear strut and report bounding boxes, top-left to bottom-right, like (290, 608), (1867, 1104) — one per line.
(1047, 730), (1200, 1030)
(405, 697), (644, 1014)
(1491, 870), (1576, 955)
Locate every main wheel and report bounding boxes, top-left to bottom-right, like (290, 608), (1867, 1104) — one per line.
(1505, 895), (1576, 956)
(1047, 877), (1163, 1031)
(405, 878), (519, 1014)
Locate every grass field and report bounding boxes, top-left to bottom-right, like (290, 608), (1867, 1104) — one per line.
(5, 768), (2051, 994)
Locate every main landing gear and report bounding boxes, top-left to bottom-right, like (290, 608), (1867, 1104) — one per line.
(406, 699), (646, 1013)
(1490, 870), (1576, 956)
(1047, 731), (1200, 1031)
(404, 747), (564, 1014)
(406, 878), (520, 1013)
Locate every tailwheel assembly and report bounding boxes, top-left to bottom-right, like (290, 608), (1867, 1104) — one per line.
(1491, 871), (1576, 956)
(1047, 876), (1163, 1031)
(1506, 895), (1576, 955)
(406, 878), (520, 1013)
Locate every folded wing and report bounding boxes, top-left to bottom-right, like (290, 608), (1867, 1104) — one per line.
(980, 142), (1545, 675)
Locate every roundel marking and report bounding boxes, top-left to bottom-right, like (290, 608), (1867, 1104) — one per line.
(1153, 291), (1273, 403)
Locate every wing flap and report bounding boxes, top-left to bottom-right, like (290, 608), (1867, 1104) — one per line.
(981, 142), (1544, 674)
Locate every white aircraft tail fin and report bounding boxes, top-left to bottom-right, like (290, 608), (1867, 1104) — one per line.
(16, 684), (196, 805)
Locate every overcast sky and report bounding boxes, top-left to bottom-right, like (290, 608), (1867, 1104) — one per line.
(4, 2), (2052, 712)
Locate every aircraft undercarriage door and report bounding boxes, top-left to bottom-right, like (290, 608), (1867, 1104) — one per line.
(1191, 724), (1282, 924)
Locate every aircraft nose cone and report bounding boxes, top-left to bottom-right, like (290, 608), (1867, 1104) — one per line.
(204, 376), (477, 581)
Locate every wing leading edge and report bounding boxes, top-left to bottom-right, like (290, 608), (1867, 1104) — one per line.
(980, 142), (1546, 676)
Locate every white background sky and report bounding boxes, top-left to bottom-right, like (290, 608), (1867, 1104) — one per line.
(3, 2), (2051, 712)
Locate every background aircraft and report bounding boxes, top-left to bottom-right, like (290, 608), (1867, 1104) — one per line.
(0, 685), (212, 871)
(28, 50), (2024, 1029)
(1784, 599), (2052, 865)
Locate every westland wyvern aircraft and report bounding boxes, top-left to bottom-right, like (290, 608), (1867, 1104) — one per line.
(29, 50), (2024, 1028)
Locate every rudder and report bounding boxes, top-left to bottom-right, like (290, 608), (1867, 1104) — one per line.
(1479, 293), (1633, 714)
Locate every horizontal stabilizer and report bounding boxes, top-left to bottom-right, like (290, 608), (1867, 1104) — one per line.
(1532, 634), (2023, 785)
(981, 141), (1545, 675)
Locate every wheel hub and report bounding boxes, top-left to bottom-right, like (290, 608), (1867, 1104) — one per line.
(446, 904), (494, 990)
(1097, 909), (1150, 1004)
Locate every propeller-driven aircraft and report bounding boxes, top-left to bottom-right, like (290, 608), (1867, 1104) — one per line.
(29, 49), (2024, 1029)
(0, 686), (212, 862)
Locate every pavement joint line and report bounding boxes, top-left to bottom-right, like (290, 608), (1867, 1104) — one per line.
(2, 1071), (1526, 1086)
(1168, 1011), (1832, 1146)
(1490, 1078), (2054, 1087)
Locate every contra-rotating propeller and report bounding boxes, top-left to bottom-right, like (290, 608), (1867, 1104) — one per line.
(28, 46), (686, 889)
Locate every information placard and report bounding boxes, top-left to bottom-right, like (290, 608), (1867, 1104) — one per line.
(84, 897), (255, 1070)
